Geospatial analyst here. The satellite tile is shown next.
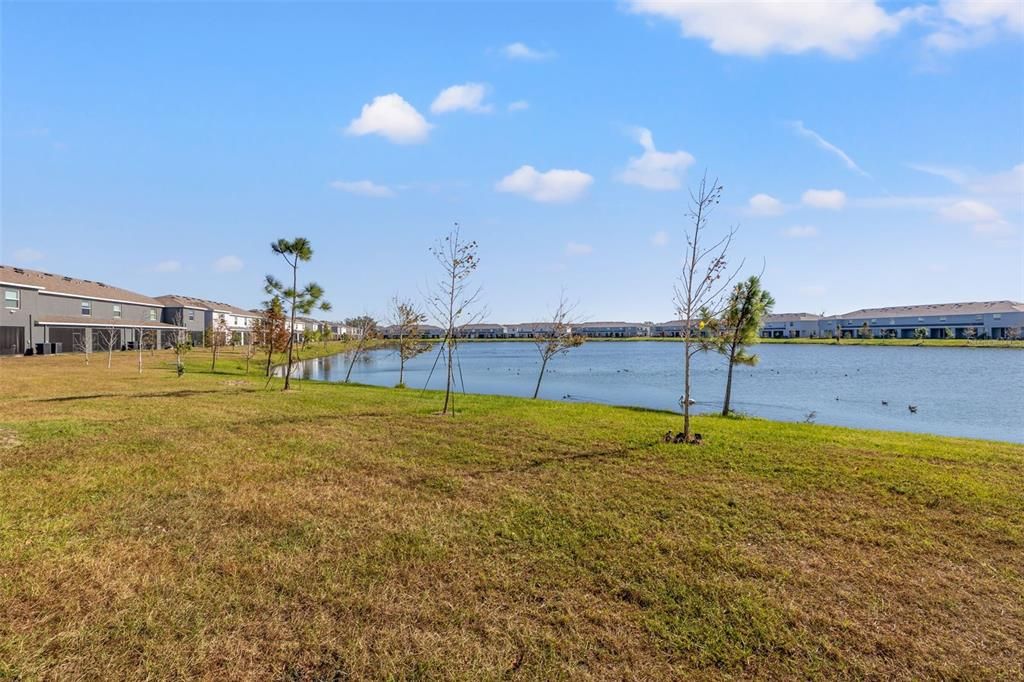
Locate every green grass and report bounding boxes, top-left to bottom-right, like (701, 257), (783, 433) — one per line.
(1, 348), (1022, 679)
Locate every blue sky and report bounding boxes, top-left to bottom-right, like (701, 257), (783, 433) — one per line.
(2, 1), (1022, 322)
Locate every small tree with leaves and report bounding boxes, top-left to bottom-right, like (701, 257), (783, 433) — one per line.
(673, 173), (741, 442)
(343, 316), (380, 383)
(531, 292), (585, 399)
(859, 322), (872, 339)
(265, 238), (331, 390)
(914, 327), (928, 340)
(963, 326), (977, 343)
(426, 223), (484, 416)
(253, 296), (290, 378)
(390, 296), (429, 388)
(206, 316), (229, 371)
(944, 326), (954, 340)
(711, 276), (774, 416)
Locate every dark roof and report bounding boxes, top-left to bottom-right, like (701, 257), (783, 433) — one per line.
(764, 313), (822, 323)
(0, 265), (163, 306)
(36, 316), (183, 329)
(156, 294), (255, 317)
(836, 301), (1024, 318)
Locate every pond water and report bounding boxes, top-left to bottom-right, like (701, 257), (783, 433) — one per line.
(284, 341), (1024, 443)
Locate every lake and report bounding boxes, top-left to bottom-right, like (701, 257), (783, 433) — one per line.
(284, 341), (1024, 443)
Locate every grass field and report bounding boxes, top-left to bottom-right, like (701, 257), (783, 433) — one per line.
(1, 348), (1022, 679)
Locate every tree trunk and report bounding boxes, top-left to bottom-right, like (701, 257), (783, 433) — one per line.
(344, 343), (360, 383)
(683, 346), (691, 438)
(442, 332), (454, 415)
(284, 261), (297, 390)
(532, 356), (549, 399)
(722, 345), (736, 416)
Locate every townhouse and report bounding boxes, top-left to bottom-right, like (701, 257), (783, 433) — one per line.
(569, 321), (644, 338)
(1, 265), (184, 355)
(760, 313), (824, 339)
(825, 301), (1024, 340)
(156, 295), (262, 346)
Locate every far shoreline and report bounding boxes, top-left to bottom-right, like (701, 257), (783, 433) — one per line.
(450, 337), (1024, 349)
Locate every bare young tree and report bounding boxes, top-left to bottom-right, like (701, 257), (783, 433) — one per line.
(673, 173), (741, 442)
(531, 292), (585, 399)
(73, 331), (92, 365)
(390, 296), (429, 388)
(425, 223), (484, 416)
(206, 316), (229, 371)
(343, 315), (379, 383)
(135, 327), (144, 373)
(93, 326), (119, 369)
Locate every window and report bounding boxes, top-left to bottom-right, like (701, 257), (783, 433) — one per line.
(81, 300), (92, 316)
(4, 289), (19, 309)
(112, 304), (121, 319)
(148, 309), (157, 321)
(188, 310), (195, 321)
(994, 313), (1002, 320)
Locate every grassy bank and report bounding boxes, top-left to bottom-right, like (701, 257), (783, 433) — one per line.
(1, 350), (1022, 679)
(459, 336), (1024, 348)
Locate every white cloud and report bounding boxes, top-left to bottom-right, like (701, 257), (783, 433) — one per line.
(496, 165), (594, 203)
(154, 260), (182, 273)
(651, 230), (670, 247)
(213, 255), (244, 273)
(508, 100), (530, 112)
(910, 162), (1023, 197)
(345, 93), (432, 144)
(941, 0), (1024, 31)
(625, 0), (905, 58)
(939, 199), (1001, 224)
(789, 121), (870, 177)
(12, 247), (43, 263)
(852, 194), (957, 210)
(939, 199), (1014, 236)
(431, 83), (493, 114)
(802, 189), (847, 210)
(330, 179), (395, 198)
(502, 42), (555, 61)
(565, 241), (593, 256)
(748, 193), (784, 216)
(925, 1), (1023, 52)
(969, 163), (1024, 196)
(907, 163), (969, 185)
(783, 225), (819, 239)
(618, 127), (694, 191)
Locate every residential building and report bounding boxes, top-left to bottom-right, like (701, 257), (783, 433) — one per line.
(1, 265), (183, 355)
(156, 295), (261, 346)
(760, 313), (824, 339)
(824, 301), (1024, 339)
(457, 323), (507, 339)
(649, 320), (689, 337)
(575, 321), (650, 338)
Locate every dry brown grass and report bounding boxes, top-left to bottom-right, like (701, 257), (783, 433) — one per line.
(1, 350), (1022, 679)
